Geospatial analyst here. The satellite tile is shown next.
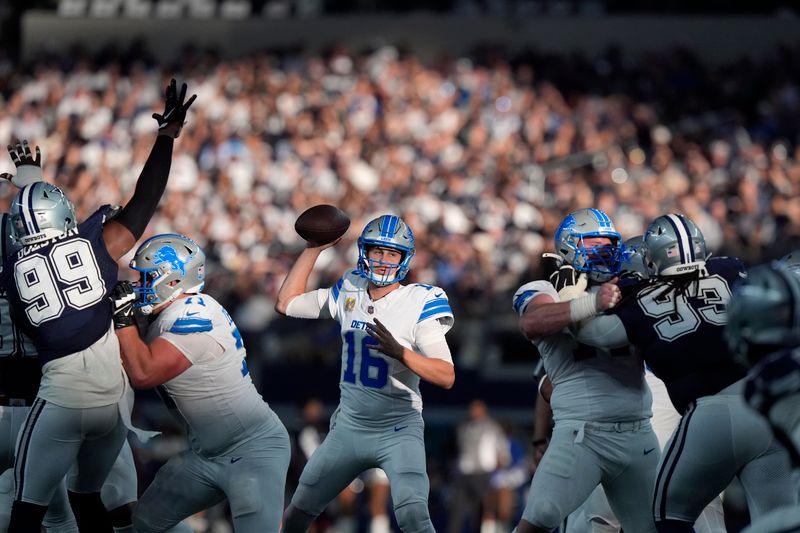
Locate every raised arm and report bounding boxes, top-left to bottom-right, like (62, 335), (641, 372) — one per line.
(275, 240), (339, 315)
(103, 79), (196, 261)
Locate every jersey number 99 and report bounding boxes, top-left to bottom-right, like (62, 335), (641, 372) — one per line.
(13, 239), (106, 326)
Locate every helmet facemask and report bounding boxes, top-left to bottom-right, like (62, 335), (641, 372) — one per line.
(356, 215), (415, 286)
(555, 208), (623, 283)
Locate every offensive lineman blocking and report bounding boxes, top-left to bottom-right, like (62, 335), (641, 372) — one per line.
(277, 214), (455, 533)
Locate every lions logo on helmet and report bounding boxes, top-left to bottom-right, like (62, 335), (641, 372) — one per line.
(10, 182), (77, 246)
(130, 234), (205, 314)
(357, 215), (415, 286)
(725, 262), (800, 367)
(643, 214), (707, 276)
(554, 208), (622, 282)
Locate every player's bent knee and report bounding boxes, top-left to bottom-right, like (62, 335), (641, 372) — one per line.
(282, 503), (318, 533)
(393, 501), (433, 533)
(525, 499), (564, 531)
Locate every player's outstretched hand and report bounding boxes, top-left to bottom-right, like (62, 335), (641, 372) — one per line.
(550, 265), (588, 301)
(594, 279), (621, 311)
(365, 318), (404, 360)
(111, 281), (137, 329)
(153, 78), (197, 139)
(1, 140), (43, 188)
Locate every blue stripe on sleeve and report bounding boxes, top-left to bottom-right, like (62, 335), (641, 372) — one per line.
(331, 277), (344, 301)
(422, 298), (449, 310)
(418, 305), (453, 322)
(513, 290), (538, 314)
(169, 317), (213, 334)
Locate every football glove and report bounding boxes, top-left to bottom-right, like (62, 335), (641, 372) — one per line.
(152, 79), (197, 139)
(111, 281), (137, 329)
(550, 265), (588, 302)
(0, 140), (43, 188)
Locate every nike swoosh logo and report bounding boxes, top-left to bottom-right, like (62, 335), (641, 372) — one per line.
(231, 457), (242, 463)
(644, 448), (656, 455)
(186, 311), (200, 317)
(394, 425), (408, 432)
(434, 292), (443, 298)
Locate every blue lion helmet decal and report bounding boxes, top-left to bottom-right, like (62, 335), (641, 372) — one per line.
(152, 245), (186, 275)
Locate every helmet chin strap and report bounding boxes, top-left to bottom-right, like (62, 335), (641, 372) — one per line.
(139, 287), (186, 315)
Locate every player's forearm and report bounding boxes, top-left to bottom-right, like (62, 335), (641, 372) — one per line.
(400, 349), (455, 389)
(116, 327), (159, 388)
(275, 247), (322, 315)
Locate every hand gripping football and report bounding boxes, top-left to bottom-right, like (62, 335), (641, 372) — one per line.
(294, 205), (351, 246)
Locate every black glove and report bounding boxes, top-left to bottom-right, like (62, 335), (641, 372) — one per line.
(549, 265), (588, 301)
(152, 79), (197, 139)
(111, 281), (137, 329)
(1, 140), (43, 187)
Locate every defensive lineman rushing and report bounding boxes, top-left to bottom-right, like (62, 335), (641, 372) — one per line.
(573, 214), (796, 532)
(512, 208), (659, 533)
(277, 214), (455, 533)
(110, 234), (290, 533)
(0, 79), (195, 533)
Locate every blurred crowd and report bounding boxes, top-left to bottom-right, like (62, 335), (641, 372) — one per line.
(1, 40), (799, 531)
(2, 42), (800, 370)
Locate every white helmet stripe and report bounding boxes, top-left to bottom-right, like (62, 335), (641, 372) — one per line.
(19, 184), (36, 236)
(665, 214), (693, 264)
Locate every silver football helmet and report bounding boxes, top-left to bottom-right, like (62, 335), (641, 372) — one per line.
(130, 234), (205, 313)
(643, 214), (706, 276)
(620, 235), (652, 280)
(781, 250), (800, 275)
(357, 215), (415, 286)
(10, 182), (77, 246)
(725, 262), (800, 367)
(553, 208), (622, 282)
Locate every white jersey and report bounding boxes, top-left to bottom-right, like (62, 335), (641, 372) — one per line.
(318, 270), (454, 428)
(145, 294), (280, 457)
(518, 280), (651, 423)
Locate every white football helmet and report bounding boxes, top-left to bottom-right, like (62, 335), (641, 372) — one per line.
(130, 234), (205, 314)
(10, 182), (77, 246)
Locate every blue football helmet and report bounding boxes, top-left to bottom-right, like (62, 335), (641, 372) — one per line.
(620, 235), (652, 280)
(554, 208), (622, 282)
(357, 215), (415, 286)
(10, 182), (77, 246)
(130, 234), (205, 313)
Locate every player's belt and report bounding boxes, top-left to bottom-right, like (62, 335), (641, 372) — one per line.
(582, 419), (649, 432)
(0, 395), (36, 407)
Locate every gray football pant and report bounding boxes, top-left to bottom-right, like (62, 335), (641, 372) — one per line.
(654, 394), (797, 524)
(289, 417), (433, 532)
(521, 419), (659, 533)
(13, 399), (127, 506)
(132, 424), (290, 533)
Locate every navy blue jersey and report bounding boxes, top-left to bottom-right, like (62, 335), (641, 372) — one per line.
(0, 213), (41, 400)
(610, 257), (747, 413)
(0, 206), (118, 366)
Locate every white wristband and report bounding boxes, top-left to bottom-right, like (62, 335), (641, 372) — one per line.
(569, 293), (599, 322)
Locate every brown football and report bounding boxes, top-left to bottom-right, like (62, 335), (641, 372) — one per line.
(295, 205), (351, 246)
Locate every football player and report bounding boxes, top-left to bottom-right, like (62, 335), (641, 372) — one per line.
(725, 262), (800, 533)
(573, 214), (797, 532)
(110, 234), (290, 533)
(276, 214), (455, 533)
(1, 80), (195, 533)
(512, 208), (659, 533)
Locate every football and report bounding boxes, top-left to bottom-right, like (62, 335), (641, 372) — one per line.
(294, 205), (351, 246)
